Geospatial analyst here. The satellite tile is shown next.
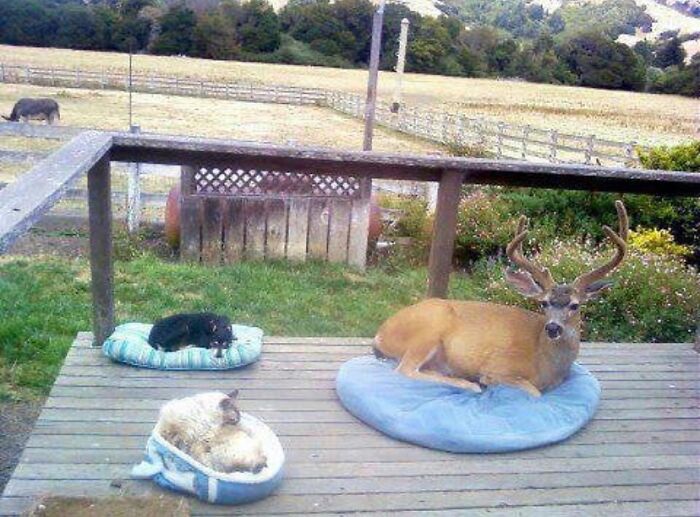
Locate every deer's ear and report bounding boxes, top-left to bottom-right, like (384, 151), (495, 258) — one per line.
(505, 270), (545, 299)
(581, 280), (613, 301)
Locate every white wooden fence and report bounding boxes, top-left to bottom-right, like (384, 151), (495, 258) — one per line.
(0, 63), (641, 166)
(326, 91), (641, 166)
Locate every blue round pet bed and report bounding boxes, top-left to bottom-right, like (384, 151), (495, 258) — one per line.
(131, 413), (284, 505)
(102, 323), (262, 370)
(336, 356), (600, 453)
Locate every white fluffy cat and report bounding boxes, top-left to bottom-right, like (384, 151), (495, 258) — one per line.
(155, 390), (267, 474)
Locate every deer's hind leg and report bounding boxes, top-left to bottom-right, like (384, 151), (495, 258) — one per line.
(396, 344), (482, 392)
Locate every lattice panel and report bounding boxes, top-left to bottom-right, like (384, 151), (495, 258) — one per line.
(194, 168), (362, 198)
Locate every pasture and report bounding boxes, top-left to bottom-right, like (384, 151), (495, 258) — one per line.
(1, 45), (696, 146)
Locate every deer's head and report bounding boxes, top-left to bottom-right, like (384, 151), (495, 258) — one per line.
(504, 201), (629, 341)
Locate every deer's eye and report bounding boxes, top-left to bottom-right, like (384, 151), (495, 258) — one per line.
(569, 303), (580, 311)
(540, 301), (549, 309)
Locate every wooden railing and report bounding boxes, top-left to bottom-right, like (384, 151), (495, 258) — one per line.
(1, 63), (642, 166)
(0, 130), (698, 345)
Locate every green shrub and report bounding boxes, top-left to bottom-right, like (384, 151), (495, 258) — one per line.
(454, 190), (516, 265)
(638, 141), (700, 172)
(629, 228), (691, 257)
(473, 239), (700, 343)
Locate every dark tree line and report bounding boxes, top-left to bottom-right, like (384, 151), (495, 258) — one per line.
(0, 0), (696, 97)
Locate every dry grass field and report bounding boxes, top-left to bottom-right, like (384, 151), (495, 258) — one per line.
(1, 45), (696, 146)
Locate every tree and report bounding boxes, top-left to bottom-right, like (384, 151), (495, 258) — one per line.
(654, 37), (686, 69)
(230, 0), (282, 54)
(633, 40), (654, 66)
(54, 4), (100, 50)
(151, 5), (197, 55)
(557, 32), (646, 91)
(0, 0), (56, 47)
(193, 11), (240, 59)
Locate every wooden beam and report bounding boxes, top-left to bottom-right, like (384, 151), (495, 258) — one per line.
(87, 155), (114, 347)
(427, 170), (464, 298)
(110, 133), (700, 197)
(0, 131), (112, 253)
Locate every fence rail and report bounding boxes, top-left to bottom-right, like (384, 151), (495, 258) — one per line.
(1, 63), (642, 166)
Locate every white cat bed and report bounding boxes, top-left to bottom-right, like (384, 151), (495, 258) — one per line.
(131, 413), (285, 505)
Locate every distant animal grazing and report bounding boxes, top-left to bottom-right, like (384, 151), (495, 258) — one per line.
(2, 98), (60, 124)
(156, 390), (267, 474)
(148, 312), (234, 358)
(373, 201), (629, 397)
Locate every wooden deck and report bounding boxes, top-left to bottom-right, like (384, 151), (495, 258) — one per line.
(1, 334), (698, 516)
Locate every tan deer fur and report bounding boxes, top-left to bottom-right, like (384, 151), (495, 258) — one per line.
(373, 201), (629, 397)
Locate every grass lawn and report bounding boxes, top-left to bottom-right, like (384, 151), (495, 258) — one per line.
(0, 254), (480, 400)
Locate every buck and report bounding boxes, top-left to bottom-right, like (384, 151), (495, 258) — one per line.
(373, 201), (629, 397)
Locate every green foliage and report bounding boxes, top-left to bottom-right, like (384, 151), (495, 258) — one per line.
(638, 141), (700, 172)
(473, 241), (700, 343)
(647, 59), (700, 97)
(151, 5), (197, 55)
(629, 228), (691, 258)
(653, 37), (686, 69)
(454, 190), (515, 265)
(557, 31), (646, 91)
(193, 11), (240, 60)
(557, 0), (653, 40)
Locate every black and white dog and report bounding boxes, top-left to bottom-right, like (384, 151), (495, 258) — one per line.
(148, 313), (235, 358)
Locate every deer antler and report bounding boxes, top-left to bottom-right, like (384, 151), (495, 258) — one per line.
(506, 215), (555, 291)
(573, 200), (629, 291)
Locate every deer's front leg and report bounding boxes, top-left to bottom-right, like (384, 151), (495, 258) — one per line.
(396, 347), (482, 392)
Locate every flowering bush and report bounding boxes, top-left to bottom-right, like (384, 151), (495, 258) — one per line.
(473, 239), (700, 343)
(629, 228), (691, 257)
(454, 190), (517, 265)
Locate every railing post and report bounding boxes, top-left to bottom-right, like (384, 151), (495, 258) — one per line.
(549, 130), (558, 163)
(625, 141), (636, 164)
(1, 64), (5, 83)
(24, 67), (30, 83)
(585, 135), (595, 165)
(497, 122), (505, 159)
(88, 155), (114, 346)
(126, 125), (142, 233)
(427, 169), (464, 299)
(522, 125), (530, 160)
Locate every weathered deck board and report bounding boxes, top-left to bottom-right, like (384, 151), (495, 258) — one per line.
(1, 334), (698, 516)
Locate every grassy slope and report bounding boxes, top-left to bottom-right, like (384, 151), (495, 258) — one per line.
(0, 255), (479, 399)
(0, 45), (696, 146)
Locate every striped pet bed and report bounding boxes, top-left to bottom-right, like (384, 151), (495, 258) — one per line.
(102, 323), (263, 370)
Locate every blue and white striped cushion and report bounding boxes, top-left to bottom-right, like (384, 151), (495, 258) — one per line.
(102, 323), (262, 370)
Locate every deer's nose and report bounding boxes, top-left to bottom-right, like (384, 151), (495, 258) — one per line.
(545, 322), (562, 339)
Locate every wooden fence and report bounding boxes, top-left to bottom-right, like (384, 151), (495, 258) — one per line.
(326, 91), (641, 167)
(0, 63), (327, 106)
(0, 130), (698, 343)
(1, 63), (642, 166)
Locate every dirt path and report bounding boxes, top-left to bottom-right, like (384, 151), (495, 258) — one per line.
(0, 400), (42, 494)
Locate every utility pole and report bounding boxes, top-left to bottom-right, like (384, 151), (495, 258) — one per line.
(391, 18), (409, 114)
(362, 0), (386, 151)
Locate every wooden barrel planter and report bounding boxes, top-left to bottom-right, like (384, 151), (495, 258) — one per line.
(178, 165), (372, 269)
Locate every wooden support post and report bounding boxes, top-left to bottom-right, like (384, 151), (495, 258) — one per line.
(427, 170), (464, 298)
(391, 18), (410, 113)
(363, 1), (385, 151)
(585, 135), (595, 165)
(126, 125), (142, 233)
(88, 156), (114, 346)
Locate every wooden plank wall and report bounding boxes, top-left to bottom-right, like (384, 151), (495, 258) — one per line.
(179, 173), (370, 268)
